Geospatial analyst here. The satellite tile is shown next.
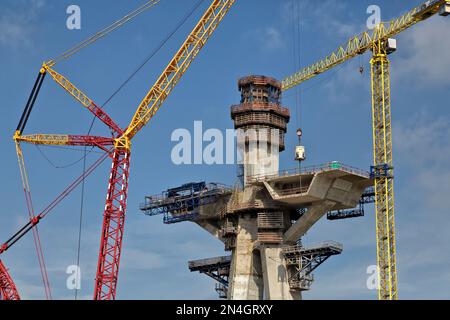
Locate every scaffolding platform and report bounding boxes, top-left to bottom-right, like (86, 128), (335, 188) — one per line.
(283, 241), (343, 291)
(188, 256), (232, 299)
(327, 186), (375, 220)
(140, 182), (232, 224)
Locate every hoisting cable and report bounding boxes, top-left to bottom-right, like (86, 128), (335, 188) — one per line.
(74, 115), (96, 300)
(100, 0), (206, 109)
(15, 142), (52, 299)
(33, 0), (162, 168)
(282, 60), (347, 99)
(74, 147), (87, 300)
(35, 145), (96, 169)
(291, 0), (303, 191)
(6, 0), (205, 299)
(71, 1), (206, 298)
(34, 145), (104, 154)
(0, 149), (112, 256)
(291, 0), (302, 130)
(35, 0), (206, 171)
(46, 0), (161, 67)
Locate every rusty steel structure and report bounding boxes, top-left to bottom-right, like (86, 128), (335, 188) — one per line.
(231, 76), (290, 153)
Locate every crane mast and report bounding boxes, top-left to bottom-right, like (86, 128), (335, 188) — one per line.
(370, 40), (397, 299)
(0, 260), (20, 300)
(0, 0), (235, 300)
(94, 0), (235, 300)
(282, 0), (449, 300)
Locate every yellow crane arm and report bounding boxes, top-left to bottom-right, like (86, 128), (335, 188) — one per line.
(42, 65), (123, 134)
(15, 134), (72, 146)
(122, 0), (236, 142)
(282, 0), (450, 91)
(14, 133), (114, 149)
(42, 65), (95, 109)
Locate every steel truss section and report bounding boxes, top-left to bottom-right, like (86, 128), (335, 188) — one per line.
(188, 256), (231, 299)
(94, 150), (131, 300)
(141, 182), (231, 224)
(0, 260), (20, 300)
(283, 242), (343, 291)
(371, 44), (398, 300)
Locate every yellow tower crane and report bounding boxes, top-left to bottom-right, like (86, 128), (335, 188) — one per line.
(282, 0), (450, 300)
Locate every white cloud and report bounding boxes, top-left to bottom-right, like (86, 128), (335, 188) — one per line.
(264, 27), (285, 50)
(306, 262), (376, 300)
(282, 0), (361, 38)
(394, 112), (450, 168)
(0, 0), (46, 48)
(121, 248), (165, 270)
(241, 26), (286, 52)
(395, 17), (450, 85)
(13, 281), (45, 300)
(392, 112), (450, 298)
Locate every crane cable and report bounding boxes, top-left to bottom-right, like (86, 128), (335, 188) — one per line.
(1, 150), (112, 256)
(35, 145), (96, 169)
(291, 0), (304, 193)
(33, 0), (163, 169)
(74, 146), (87, 300)
(6, 0), (213, 299)
(100, 0), (207, 109)
(15, 142), (52, 299)
(291, 0), (302, 130)
(72, 0), (206, 299)
(30, 2), (208, 297)
(36, 0), (207, 170)
(74, 115), (96, 300)
(46, 0), (161, 67)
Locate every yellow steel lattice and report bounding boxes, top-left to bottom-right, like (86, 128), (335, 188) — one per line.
(370, 44), (398, 300)
(122, 0), (236, 142)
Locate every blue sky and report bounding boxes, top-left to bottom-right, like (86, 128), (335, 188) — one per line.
(0, 0), (449, 300)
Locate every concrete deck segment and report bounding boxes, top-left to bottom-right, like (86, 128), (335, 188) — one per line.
(284, 200), (336, 243)
(251, 166), (372, 242)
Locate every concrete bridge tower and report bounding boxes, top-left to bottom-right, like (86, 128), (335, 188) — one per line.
(227, 76), (297, 300)
(141, 75), (373, 300)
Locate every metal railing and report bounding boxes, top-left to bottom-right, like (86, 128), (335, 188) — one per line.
(277, 186), (309, 196)
(231, 102), (290, 117)
(140, 183), (232, 210)
(247, 161), (370, 183)
(303, 241), (343, 252)
(282, 241), (343, 255)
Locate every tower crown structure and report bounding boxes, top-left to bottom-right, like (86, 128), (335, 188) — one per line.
(231, 76), (290, 184)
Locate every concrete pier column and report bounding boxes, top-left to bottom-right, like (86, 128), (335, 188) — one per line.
(260, 245), (301, 300)
(228, 216), (263, 300)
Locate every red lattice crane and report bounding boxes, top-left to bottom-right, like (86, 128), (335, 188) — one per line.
(0, 0), (235, 300)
